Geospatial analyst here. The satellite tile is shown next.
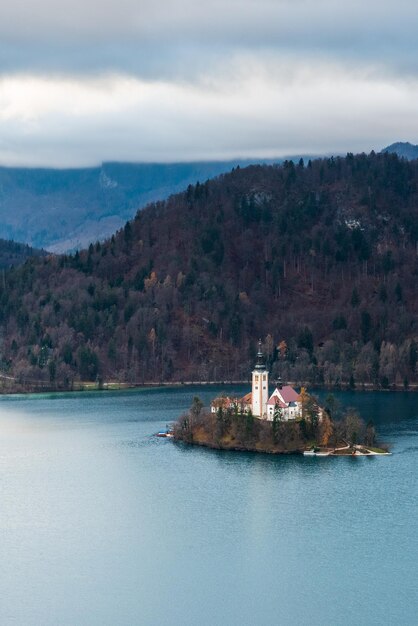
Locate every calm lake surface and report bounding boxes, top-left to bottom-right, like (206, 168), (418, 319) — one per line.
(0, 386), (417, 625)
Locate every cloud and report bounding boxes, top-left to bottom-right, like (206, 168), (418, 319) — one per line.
(0, 1), (418, 77)
(0, 57), (417, 166)
(0, 1), (417, 165)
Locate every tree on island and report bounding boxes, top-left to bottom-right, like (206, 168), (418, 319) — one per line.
(216, 405), (232, 439)
(272, 403), (282, 444)
(364, 420), (376, 447)
(191, 396), (203, 421)
(245, 409), (254, 438)
(318, 412), (333, 447)
(300, 390), (320, 440)
(177, 396), (204, 443)
(336, 409), (364, 447)
(324, 393), (340, 420)
(300, 387), (308, 420)
(306, 396), (319, 431)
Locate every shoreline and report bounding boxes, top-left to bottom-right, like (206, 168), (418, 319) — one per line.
(1, 378), (418, 396)
(171, 436), (391, 457)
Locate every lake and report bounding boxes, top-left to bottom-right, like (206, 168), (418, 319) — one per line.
(0, 386), (417, 625)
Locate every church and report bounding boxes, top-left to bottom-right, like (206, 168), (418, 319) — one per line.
(211, 341), (302, 421)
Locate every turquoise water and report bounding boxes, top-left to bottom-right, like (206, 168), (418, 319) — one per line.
(0, 386), (417, 625)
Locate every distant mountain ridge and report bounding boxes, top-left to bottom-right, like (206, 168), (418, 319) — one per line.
(0, 157), (317, 252)
(381, 142), (418, 160)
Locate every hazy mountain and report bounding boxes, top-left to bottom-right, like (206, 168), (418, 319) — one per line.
(381, 141), (418, 160)
(0, 157), (316, 253)
(1, 151), (418, 390)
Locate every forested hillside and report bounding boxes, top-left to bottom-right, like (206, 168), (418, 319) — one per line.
(1, 151), (418, 390)
(0, 158), (284, 252)
(0, 239), (45, 270)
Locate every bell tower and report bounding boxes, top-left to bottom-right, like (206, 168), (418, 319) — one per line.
(252, 340), (269, 418)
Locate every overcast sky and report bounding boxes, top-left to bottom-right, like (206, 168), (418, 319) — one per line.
(0, 0), (417, 166)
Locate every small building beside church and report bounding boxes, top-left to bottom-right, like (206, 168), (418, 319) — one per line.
(211, 341), (302, 421)
(266, 385), (301, 420)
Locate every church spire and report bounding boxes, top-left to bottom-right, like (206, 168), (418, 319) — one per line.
(254, 339), (266, 371)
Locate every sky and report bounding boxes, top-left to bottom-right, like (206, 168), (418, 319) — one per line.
(0, 0), (418, 166)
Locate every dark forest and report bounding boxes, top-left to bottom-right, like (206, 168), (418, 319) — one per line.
(1, 151), (418, 390)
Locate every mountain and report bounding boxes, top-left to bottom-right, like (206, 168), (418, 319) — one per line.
(0, 239), (45, 269)
(0, 157), (315, 253)
(381, 142), (418, 160)
(1, 151), (418, 390)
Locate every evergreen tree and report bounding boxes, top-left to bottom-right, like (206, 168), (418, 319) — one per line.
(272, 402), (282, 443)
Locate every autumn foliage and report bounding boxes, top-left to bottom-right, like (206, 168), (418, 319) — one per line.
(1, 152), (418, 388)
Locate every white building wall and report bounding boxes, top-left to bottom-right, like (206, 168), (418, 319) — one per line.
(252, 369), (269, 417)
(266, 400), (303, 421)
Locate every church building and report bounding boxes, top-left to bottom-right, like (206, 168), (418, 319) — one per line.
(211, 341), (302, 421)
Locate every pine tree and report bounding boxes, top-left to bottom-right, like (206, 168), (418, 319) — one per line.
(272, 402), (282, 443)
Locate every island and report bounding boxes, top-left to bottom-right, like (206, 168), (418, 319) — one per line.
(171, 342), (390, 456)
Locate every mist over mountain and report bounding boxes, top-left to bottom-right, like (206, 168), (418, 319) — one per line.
(0, 157), (315, 253)
(381, 142), (418, 160)
(1, 151), (418, 390)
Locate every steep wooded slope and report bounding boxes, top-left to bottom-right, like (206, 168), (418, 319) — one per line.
(1, 152), (418, 388)
(0, 158), (288, 252)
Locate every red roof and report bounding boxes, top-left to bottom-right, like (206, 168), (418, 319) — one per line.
(211, 393), (252, 408)
(278, 385), (300, 403)
(267, 397), (287, 408)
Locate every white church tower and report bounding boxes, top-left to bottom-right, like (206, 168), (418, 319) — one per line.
(251, 340), (269, 417)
